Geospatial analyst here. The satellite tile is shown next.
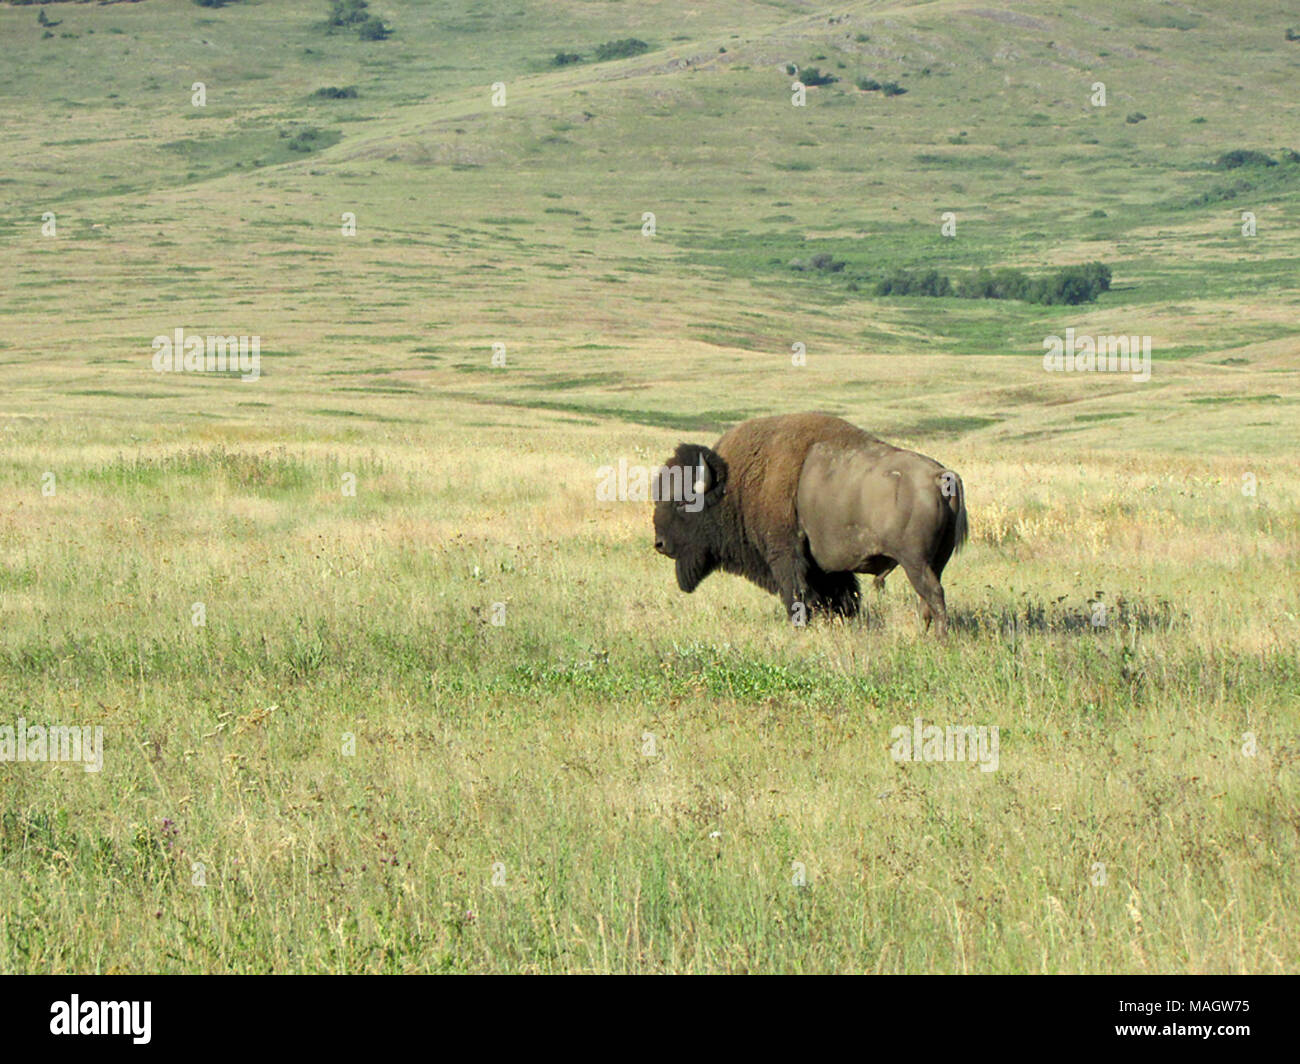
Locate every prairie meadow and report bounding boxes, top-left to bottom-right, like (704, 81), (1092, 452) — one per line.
(0, 0), (1297, 973)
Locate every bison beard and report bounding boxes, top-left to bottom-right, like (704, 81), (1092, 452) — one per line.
(653, 413), (966, 633)
(675, 548), (716, 594)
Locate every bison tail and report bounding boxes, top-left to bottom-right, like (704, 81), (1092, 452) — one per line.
(941, 470), (968, 554)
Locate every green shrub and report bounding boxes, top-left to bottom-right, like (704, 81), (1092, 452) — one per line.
(800, 67), (837, 86)
(286, 127), (330, 152)
(357, 16), (389, 40)
(958, 267), (1033, 301)
(552, 52), (583, 66)
(1082, 261), (1112, 292)
(314, 86), (358, 99)
(808, 252), (844, 272)
(878, 261), (1111, 304)
(789, 255), (845, 273)
(1038, 265), (1100, 305)
(855, 77), (881, 91)
(1214, 149), (1277, 169)
(876, 269), (950, 297)
(881, 82), (907, 96)
(594, 38), (649, 61)
(1187, 180), (1255, 207)
(328, 0), (370, 26)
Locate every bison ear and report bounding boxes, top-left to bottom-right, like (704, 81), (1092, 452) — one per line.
(672, 443), (727, 505)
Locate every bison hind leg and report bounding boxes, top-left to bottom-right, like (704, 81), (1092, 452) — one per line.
(899, 558), (948, 637)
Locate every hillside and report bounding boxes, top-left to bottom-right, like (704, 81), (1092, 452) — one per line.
(1, 0), (1297, 450)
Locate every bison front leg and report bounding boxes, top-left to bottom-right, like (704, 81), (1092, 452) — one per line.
(773, 549), (811, 626)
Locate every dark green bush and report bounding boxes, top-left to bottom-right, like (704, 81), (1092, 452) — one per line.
(808, 252), (845, 272)
(876, 269), (950, 297)
(1187, 180), (1254, 207)
(958, 268), (1032, 301)
(328, 0), (370, 26)
(286, 127), (329, 152)
(800, 67), (838, 86)
(1038, 266), (1099, 305)
(594, 38), (649, 61)
(1082, 261), (1112, 293)
(1214, 149), (1277, 169)
(879, 261), (1110, 305)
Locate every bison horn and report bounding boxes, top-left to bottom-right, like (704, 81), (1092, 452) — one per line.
(693, 463), (709, 495)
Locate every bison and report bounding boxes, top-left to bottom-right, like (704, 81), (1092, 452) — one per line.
(652, 412), (967, 635)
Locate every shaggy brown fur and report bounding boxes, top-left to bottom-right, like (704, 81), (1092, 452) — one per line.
(653, 412), (968, 634)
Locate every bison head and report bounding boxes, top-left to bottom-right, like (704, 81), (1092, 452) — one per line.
(653, 443), (728, 592)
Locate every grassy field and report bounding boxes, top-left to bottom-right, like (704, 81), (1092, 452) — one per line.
(0, 0), (1297, 973)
